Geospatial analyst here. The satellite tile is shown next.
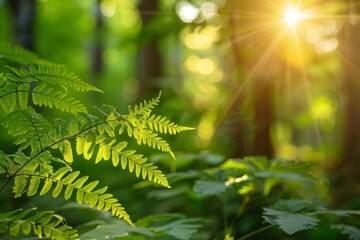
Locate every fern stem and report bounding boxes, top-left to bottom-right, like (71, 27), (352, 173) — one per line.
(237, 225), (274, 240)
(0, 120), (107, 192)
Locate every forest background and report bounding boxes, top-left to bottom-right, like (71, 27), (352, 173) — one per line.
(1, 0), (360, 239)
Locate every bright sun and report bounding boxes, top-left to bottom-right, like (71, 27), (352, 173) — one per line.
(284, 7), (303, 26)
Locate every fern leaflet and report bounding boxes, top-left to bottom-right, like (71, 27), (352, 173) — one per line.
(7, 64), (102, 93)
(0, 42), (50, 65)
(76, 134), (170, 188)
(2, 108), (54, 153)
(127, 91), (161, 116)
(0, 208), (79, 239)
(144, 114), (195, 134)
(16, 167), (134, 225)
(32, 83), (87, 113)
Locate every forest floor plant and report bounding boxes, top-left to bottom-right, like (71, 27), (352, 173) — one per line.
(0, 43), (196, 239)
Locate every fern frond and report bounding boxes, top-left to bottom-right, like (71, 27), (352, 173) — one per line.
(144, 114), (195, 134)
(11, 152), (54, 197)
(127, 92), (161, 116)
(119, 154), (170, 188)
(2, 108), (53, 153)
(18, 64), (102, 92)
(0, 80), (17, 113)
(76, 135), (170, 188)
(0, 42), (50, 65)
(133, 129), (175, 159)
(28, 167), (133, 225)
(34, 65), (102, 92)
(76, 112), (101, 130)
(0, 207), (79, 239)
(32, 83), (87, 113)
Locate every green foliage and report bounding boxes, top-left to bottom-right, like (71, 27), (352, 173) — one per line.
(262, 206), (320, 235)
(0, 43), (194, 239)
(332, 224), (360, 240)
(165, 154), (360, 239)
(263, 199), (360, 237)
(0, 208), (78, 239)
(0, 42), (49, 65)
(80, 214), (202, 240)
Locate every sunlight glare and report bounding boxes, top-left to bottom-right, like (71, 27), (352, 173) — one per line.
(176, 1), (200, 23)
(284, 7), (303, 27)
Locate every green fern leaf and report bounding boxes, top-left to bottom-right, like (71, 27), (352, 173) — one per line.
(35, 167), (133, 225)
(18, 83), (30, 109)
(145, 114), (195, 134)
(133, 129), (175, 159)
(38, 64), (103, 92)
(8, 64), (102, 93)
(119, 150), (170, 188)
(0, 81), (16, 113)
(76, 113), (100, 130)
(13, 175), (28, 197)
(0, 43), (49, 65)
(40, 179), (53, 195)
(0, 207), (79, 239)
(32, 83), (87, 113)
(127, 92), (161, 116)
(28, 175), (41, 196)
(2, 108), (53, 153)
(62, 139), (74, 163)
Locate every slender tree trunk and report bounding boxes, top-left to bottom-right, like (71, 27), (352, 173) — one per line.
(8, 0), (36, 50)
(91, 0), (103, 80)
(226, 0), (248, 157)
(253, 79), (274, 158)
(339, 0), (360, 188)
(137, 0), (162, 98)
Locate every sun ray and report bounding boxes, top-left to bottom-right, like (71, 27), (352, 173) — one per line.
(214, 0), (351, 155)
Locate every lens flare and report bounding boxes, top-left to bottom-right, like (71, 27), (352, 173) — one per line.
(284, 7), (303, 26)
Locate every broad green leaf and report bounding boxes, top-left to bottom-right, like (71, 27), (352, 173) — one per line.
(193, 180), (227, 196)
(152, 217), (202, 240)
(332, 224), (360, 240)
(80, 221), (154, 239)
(263, 208), (319, 235)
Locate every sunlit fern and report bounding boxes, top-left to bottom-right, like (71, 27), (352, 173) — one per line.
(0, 42), (194, 239)
(0, 208), (79, 239)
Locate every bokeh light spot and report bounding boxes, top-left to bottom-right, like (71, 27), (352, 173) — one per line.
(176, 1), (200, 23)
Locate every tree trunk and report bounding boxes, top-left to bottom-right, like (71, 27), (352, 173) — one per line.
(91, 0), (104, 79)
(137, 0), (162, 98)
(8, 0), (36, 50)
(253, 79), (274, 158)
(339, 0), (360, 188)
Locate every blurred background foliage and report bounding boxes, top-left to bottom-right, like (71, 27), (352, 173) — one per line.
(1, 0), (360, 239)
